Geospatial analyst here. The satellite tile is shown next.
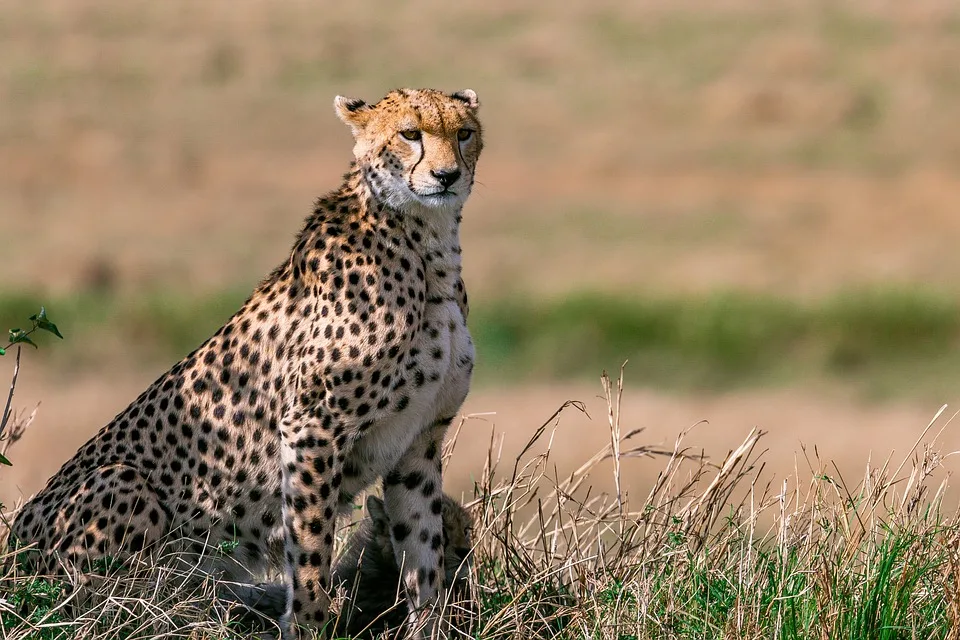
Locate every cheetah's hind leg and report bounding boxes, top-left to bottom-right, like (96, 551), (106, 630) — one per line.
(6, 463), (176, 623)
(13, 464), (172, 573)
(16, 463), (288, 628)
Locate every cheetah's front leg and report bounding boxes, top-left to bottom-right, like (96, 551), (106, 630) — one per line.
(278, 408), (344, 639)
(383, 418), (451, 639)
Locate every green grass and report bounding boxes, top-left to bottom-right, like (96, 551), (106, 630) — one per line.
(472, 288), (960, 391)
(3, 287), (959, 397)
(1, 577), (67, 639)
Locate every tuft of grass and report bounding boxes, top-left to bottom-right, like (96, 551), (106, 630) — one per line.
(2, 575), (67, 639)
(3, 370), (960, 638)
(0, 544), (263, 639)
(450, 372), (960, 639)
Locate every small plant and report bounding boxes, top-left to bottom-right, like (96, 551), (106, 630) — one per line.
(0, 306), (62, 467)
(217, 524), (242, 556)
(0, 308), (70, 640)
(1, 306), (63, 357)
(4, 577), (67, 633)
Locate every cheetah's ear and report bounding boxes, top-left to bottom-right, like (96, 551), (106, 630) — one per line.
(450, 89), (480, 110)
(365, 495), (388, 525)
(334, 95), (372, 133)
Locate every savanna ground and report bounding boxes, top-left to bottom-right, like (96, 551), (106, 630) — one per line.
(4, 1), (960, 637)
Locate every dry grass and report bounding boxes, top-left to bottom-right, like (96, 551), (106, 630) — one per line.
(3, 369), (959, 639)
(459, 375), (960, 639)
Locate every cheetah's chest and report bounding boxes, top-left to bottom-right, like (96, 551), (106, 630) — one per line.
(415, 298), (474, 421)
(339, 297), (473, 500)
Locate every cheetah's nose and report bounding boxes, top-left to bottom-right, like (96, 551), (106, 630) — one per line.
(431, 169), (461, 189)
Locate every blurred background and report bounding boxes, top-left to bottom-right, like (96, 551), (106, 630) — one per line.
(3, 0), (960, 509)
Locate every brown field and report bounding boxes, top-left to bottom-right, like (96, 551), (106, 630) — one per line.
(4, 367), (960, 516)
(4, 0), (960, 299)
(4, 1), (960, 510)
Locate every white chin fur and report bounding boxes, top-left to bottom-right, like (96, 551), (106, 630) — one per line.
(397, 188), (465, 213)
(375, 174), (467, 212)
(415, 192), (464, 210)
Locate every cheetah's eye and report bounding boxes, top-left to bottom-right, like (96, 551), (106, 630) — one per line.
(400, 130), (422, 141)
(457, 128), (473, 142)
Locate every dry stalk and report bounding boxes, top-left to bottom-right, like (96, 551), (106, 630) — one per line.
(601, 365), (626, 533)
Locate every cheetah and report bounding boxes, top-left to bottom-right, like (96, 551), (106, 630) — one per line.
(333, 494), (474, 638)
(10, 87), (484, 639)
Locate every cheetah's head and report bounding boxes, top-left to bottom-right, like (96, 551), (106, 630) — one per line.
(439, 494), (475, 584)
(334, 88), (483, 213)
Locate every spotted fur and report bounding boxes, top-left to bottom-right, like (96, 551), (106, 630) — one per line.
(332, 494), (473, 637)
(10, 87), (484, 639)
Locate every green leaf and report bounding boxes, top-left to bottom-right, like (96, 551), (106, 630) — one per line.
(11, 333), (37, 349)
(0, 452), (11, 466)
(8, 328), (21, 339)
(38, 319), (63, 339)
